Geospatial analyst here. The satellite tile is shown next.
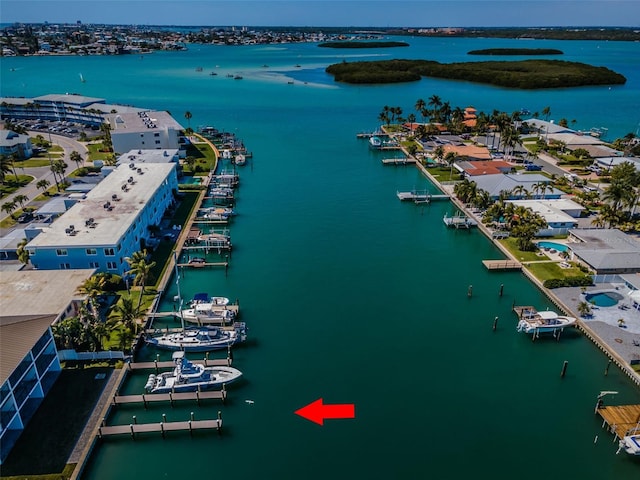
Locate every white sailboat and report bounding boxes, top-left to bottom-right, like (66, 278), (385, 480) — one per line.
(79, 73), (86, 83)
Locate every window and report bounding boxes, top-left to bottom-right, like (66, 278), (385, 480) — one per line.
(89, 262), (100, 269)
(155, 140), (161, 144)
(56, 249), (68, 256)
(104, 248), (115, 256)
(107, 261), (117, 270)
(154, 133), (160, 137)
(60, 263), (70, 269)
(86, 248), (97, 255)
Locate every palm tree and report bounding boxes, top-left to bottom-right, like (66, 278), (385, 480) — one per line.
(444, 151), (457, 180)
(0, 155), (13, 184)
(184, 111), (193, 133)
(51, 159), (68, 190)
(110, 295), (141, 335)
(77, 274), (107, 321)
(13, 194), (29, 209)
(8, 154), (19, 181)
(406, 113), (416, 132)
(1, 200), (17, 218)
(511, 185), (527, 199)
(125, 250), (157, 311)
(36, 178), (51, 195)
(70, 150), (83, 170)
(415, 98), (426, 123)
(16, 238), (30, 265)
(577, 301), (592, 318)
(541, 106), (551, 121)
(428, 95), (442, 116)
(433, 146), (445, 165)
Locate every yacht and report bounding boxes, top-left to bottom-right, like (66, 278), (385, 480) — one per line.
(516, 309), (577, 335)
(145, 322), (247, 352)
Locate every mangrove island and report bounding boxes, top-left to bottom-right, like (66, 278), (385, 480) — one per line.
(467, 48), (563, 55)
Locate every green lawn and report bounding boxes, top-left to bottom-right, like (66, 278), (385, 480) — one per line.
(525, 262), (582, 282)
(86, 143), (114, 162)
(1, 175), (34, 199)
(498, 238), (542, 262)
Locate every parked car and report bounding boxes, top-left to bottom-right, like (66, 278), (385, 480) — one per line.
(525, 164), (542, 171)
(17, 213), (33, 223)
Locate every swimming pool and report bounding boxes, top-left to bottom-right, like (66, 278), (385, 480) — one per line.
(537, 241), (568, 252)
(180, 176), (204, 184)
(584, 291), (624, 307)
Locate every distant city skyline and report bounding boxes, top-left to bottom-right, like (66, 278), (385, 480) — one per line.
(2, 0), (640, 28)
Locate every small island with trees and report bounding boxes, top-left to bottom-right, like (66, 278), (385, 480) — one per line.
(325, 59), (626, 88)
(318, 41), (409, 48)
(468, 48), (563, 55)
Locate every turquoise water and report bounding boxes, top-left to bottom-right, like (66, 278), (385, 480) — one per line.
(3, 38), (640, 479)
(537, 241), (569, 252)
(585, 292), (623, 307)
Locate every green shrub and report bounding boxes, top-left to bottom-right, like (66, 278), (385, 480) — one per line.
(543, 276), (593, 289)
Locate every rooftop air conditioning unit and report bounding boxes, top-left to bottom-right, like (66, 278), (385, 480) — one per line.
(112, 194), (118, 201)
(137, 168), (143, 174)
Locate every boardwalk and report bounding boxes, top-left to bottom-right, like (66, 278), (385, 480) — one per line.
(382, 157), (416, 165)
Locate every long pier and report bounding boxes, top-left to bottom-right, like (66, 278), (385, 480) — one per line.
(382, 157), (416, 165)
(112, 389), (227, 407)
(98, 414), (223, 439)
(397, 190), (450, 202)
(483, 260), (523, 271)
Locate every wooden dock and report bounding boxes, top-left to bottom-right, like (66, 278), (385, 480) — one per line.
(176, 261), (229, 269)
(443, 214), (477, 229)
(127, 356), (232, 370)
(512, 305), (536, 318)
(382, 157), (415, 165)
(483, 260), (523, 271)
(112, 389), (227, 407)
(98, 415), (222, 438)
(397, 191), (450, 202)
(597, 404), (640, 440)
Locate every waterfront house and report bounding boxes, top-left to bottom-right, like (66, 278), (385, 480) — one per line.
(507, 199), (582, 236)
(470, 173), (561, 200)
(0, 129), (33, 159)
(567, 228), (640, 275)
(106, 111), (184, 156)
(0, 269), (94, 464)
(455, 160), (514, 176)
(25, 163), (178, 275)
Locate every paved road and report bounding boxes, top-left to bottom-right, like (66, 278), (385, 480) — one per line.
(1, 132), (90, 226)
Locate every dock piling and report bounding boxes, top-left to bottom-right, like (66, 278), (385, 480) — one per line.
(499, 284), (504, 297)
(467, 285), (473, 298)
(133, 415), (137, 424)
(217, 411), (223, 434)
(605, 360), (612, 376)
(493, 316), (498, 332)
(561, 360), (569, 378)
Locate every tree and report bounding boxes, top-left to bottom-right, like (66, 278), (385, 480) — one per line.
(541, 106), (551, 121)
(125, 250), (157, 311)
(184, 111), (193, 133)
(51, 159), (68, 190)
(577, 301), (592, 318)
(13, 194), (29, 209)
(415, 98), (426, 123)
(1, 200), (17, 218)
(70, 150), (83, 170)
(110, 295), (141, 335)
(77, 274), (107, 321)
(444, 151), (457, 180)
(16, 238), (30, 265)
(0, 155), (13, 184)
(36, 178), (51, 195)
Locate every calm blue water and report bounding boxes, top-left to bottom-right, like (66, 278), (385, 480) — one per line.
(2, 37), (640, 479)
(537, 241), (569, 252)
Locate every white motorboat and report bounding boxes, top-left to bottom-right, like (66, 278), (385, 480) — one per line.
(198, 207), (235, 220)
(190, 292), (230, 307)
(144, 351), (242, 393)
(182, 302), (236, 325)
(369, 136), (382, 149)
(234, 153), (246, 165)
(145, 322), (247, 352)
(516, 309), (576, 335)
(618, 433), (640, 456)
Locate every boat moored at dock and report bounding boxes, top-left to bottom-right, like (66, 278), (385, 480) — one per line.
(514, 307), (577, 335)
(144, 351), (242, 393)
(144, 322), (247, 352)
(181, 302), (236, 325)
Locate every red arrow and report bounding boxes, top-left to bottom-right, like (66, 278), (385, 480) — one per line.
(295, 398), (355, 426)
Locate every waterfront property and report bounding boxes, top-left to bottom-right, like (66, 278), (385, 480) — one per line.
(0, 128), (33, 159)
(116, 149), (180, 166)
(470, 173), (562, 200)
(0, 94), (108, 127)
(105, 111), (185, 156)
(0, 269), (94, 464)
(507, 199), (582, 236)
(25, 163), (178, 275)
(567, 228), (640, 275)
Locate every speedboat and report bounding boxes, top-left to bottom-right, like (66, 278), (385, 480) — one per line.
(144, 322), (247, 352)
(198, 207), (235, 220)
(188, 257), (206, 267)
(369, 136), (382, 149)
(234, 154), (246, 165)
(144, 351), (242, 393)
(181, 302), (236, 325)
(190, 292), (230, 307)
(618, 433), (640, 456)
(516, 309), (577, 335)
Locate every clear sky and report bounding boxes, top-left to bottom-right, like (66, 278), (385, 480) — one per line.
(2, 0), (639, 27)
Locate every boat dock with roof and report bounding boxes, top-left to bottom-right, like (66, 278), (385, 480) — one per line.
(443, 213), (477, 228)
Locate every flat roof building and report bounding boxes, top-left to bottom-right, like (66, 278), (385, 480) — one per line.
(26, 162), (178, 275)
(106, 111), (184, 155)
